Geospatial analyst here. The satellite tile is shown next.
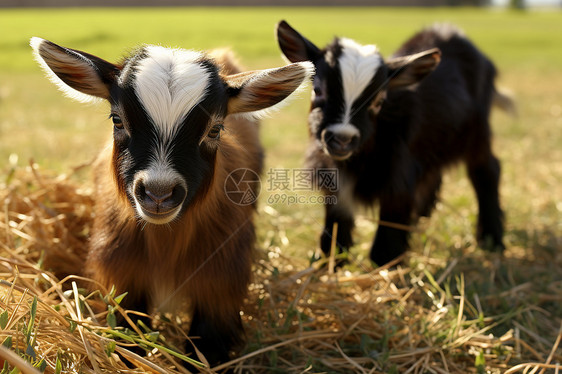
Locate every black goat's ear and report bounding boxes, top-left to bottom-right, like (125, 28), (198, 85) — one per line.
(386, 48), (441, 89)
(31, 37), (119, 102)
(276, 20), (322, 63)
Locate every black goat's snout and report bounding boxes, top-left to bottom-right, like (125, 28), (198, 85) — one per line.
(322, 127), (360, 159)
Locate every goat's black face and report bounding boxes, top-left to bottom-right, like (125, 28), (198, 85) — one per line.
(110, 46), (228, 224)
(276, 20), (441, 161)
(307, 38), (388, 161)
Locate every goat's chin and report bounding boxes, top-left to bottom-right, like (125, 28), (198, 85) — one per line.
(322, 147), (353, 161)
(136, 207), (181, 225)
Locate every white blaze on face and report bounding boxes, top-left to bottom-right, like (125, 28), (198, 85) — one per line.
(337, 38), (381, 126)
(129, 46), (211, 223)
(134, 46), (211, 144)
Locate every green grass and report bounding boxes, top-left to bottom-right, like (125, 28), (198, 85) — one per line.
(1, 7), (562, 169)
(1, 6), (561, 372)
(1, 7), (562, 170)
(2, 7), (562, 72)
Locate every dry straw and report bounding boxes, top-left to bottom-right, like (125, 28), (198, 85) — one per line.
(0, 163), (560, 373)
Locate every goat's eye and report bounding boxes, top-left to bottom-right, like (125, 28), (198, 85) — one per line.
(311, 77), (327, 107)
(313, 87), (323, 98)
(375, 98), (385, 107)
(312, 88), (326, 108)
(207, 123), (224, 139)
(111, 114), (123, 129)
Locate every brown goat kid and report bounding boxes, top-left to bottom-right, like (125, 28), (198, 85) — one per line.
(32, 38), (313, 367)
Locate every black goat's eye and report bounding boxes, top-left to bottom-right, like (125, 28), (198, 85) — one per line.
(111, 114), (123, 129)
(312, 92), (325, 107)
(313, 87), (323, 98)
(208, 123), (224, 139)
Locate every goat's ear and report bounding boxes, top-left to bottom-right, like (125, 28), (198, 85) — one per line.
(224, 62), (314, 116)
(31, 37), (119, 103)
(386, 48), (441, 89)
(276, 20), (322, 63)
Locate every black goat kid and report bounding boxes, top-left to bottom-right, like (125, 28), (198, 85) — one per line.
(277, 21), (509, 266)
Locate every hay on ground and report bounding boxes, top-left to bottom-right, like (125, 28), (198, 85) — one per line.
(0, 164), (561, 373)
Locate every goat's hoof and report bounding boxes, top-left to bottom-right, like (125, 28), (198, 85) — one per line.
(478, 235), (505, 253)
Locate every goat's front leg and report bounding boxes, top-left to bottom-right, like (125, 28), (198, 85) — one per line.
(184, 250), (251, 371)
(467, 153), (504, 251)
(320, 202), (355, 262)
(319, 177), (356, 264)
(185, 307), (243, 370)
(370, 192), (415, 266)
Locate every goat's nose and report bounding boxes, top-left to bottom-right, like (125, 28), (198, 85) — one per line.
(134, 180), (187, 215)
(333, 132), (356, 146)
(325, 129), (358, 147)
(322, 127), (360, 160)
(145, 188), (173, 205)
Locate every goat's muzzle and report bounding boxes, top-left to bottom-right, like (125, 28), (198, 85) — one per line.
(321, 125), (360, 161)
(132, 174), (188, 224)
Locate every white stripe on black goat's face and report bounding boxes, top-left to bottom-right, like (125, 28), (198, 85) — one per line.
(32, 38), (313, 224)
(277, 20), (441, 161)
(312, 37), (387, 160)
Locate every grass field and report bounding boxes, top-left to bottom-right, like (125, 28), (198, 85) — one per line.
(1, 6), (561, 373)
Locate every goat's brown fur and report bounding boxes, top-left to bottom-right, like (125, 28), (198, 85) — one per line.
(32, 37), (312, 365)
(87, 52), (263, 340)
